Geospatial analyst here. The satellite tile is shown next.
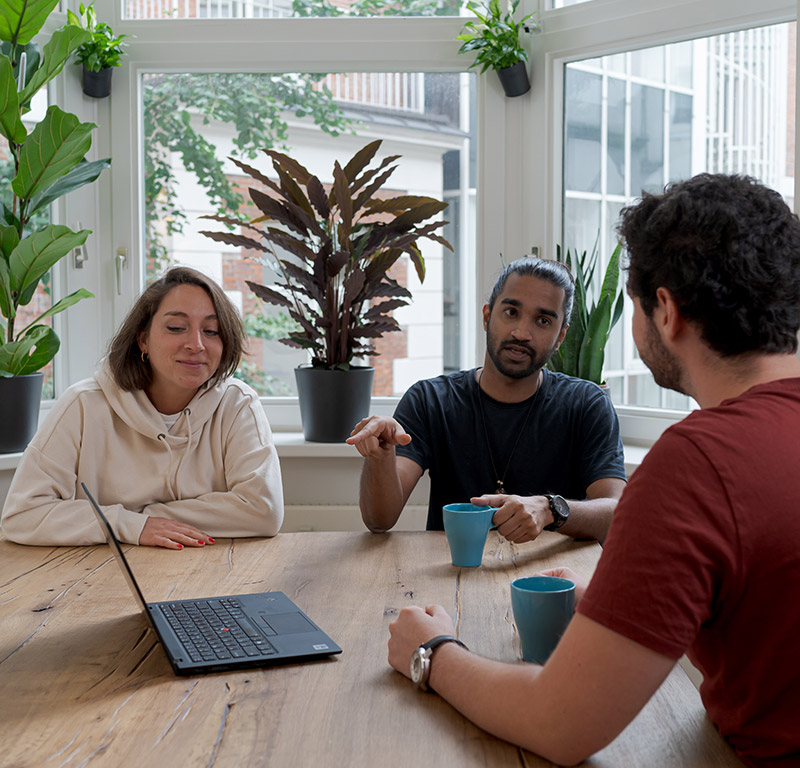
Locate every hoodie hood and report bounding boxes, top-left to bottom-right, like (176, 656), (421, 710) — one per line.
(96, 359), (226, 442)
(96, 360), (229, 500)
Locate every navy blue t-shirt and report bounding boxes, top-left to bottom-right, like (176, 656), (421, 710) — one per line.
(394, 368), (626, 530)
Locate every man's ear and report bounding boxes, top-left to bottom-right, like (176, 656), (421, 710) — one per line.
(655, 287), (684, 342)
(482, 304), (490, 331)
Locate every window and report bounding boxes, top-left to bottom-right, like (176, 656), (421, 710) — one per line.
(562, 22), (794, 411)
(141, 69), (476, 396)
(49, 0), (797, 446)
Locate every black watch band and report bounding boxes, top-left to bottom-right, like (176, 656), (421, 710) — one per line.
(410, 635), (468, 692)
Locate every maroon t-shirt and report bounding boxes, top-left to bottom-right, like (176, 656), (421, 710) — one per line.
(580, 378), (800, 767)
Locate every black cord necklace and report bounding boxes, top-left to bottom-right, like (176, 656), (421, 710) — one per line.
(477, 368), (542, 494)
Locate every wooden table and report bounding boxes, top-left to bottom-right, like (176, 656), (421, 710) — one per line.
(0, 531), (740, 767)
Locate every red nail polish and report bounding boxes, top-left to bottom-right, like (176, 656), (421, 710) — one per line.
(177, 544), (183, 549)
(198, 540), (205, 545)
(208, 537), (215, 543)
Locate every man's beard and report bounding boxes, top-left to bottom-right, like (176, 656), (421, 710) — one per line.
(639, 317), (687, 394)
(486, 321), (559, 380)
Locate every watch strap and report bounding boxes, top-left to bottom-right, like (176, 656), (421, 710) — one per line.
(414, 635), (468, 692)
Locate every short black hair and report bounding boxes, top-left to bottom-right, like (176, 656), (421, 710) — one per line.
(619, 173), (800, 356)
(488, 257), (574, 328)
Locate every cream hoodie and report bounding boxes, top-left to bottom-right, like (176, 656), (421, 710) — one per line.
(1, 363), (284, 545)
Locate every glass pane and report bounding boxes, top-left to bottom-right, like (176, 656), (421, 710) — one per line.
(0, 89), (54, 399)
(142, 71), (476, 396)
(563, 22), (795, 411)
(564, 69), (602, 193)
(631, 46), (665, 82)
(607, 77), (625, 196)
(630, 83), (664, 195)
(124, 0), (461, 19)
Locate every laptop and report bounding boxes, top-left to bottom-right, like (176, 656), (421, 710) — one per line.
(82, 483), (342, 676)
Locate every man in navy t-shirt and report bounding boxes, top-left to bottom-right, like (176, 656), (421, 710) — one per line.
(347, 257), (627, 542)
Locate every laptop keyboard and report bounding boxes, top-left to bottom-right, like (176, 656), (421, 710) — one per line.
(160, 598), (277, 663)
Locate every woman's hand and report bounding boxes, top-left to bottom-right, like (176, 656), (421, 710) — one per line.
(139, 517), (215, 549)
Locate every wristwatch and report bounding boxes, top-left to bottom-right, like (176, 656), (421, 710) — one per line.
(410, 635), (468, 692)
(543, 494), (570, 531)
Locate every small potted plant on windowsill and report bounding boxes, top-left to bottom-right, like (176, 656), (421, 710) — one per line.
(546, 240), (625, 386)
(457, 0), (535, 98)
(68, 2), (130, 99)
(200, 139), (453, 442)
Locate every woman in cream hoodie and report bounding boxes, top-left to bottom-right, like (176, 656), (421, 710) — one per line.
(1, 267), (284, 548)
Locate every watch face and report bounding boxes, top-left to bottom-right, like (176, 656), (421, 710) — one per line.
(410, 649), (424, 685)
(552, 495), (569, 517)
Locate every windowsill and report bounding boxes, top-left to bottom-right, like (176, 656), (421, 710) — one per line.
(0, 436), (650, 471)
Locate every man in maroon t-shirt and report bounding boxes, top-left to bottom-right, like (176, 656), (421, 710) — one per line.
(384, 173), (800, 767)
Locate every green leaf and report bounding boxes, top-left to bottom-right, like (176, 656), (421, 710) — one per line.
(16, 288), (94, 338)
(0, 324), (59, 375)
(28, 158), (111, 217)
(13, 106), (95, 201)
(0, 250), (12, 321)
(0, 55), (26, 144)
(19, 26), (92, 107)
(9, 225), (90, 295)
(0, 0), (60, 46)
(578, 294), (612, 383)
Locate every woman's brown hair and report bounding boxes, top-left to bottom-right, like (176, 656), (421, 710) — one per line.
(107, 266), (246, 391)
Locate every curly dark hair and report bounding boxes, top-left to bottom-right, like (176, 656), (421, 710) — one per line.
(619, 173), (800, 356)
(107, 266), (246, 391)
(488, 257), (575, 329)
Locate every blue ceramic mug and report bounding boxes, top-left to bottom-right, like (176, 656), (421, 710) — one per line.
(442, 503), (498, 567)
(510, 575), (575, 663)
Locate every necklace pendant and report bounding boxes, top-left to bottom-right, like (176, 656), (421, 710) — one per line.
(496, 481), (505, 494)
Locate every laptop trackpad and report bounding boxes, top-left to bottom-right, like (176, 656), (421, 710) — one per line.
(260, 612), (316, 635)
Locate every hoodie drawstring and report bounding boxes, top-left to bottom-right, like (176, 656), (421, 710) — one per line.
(158, 408), (192, 501)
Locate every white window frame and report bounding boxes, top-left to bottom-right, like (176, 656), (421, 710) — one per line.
(49, 0), (798, 447)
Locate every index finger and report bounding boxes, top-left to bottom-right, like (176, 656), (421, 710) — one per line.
(346, 418), (382, 444)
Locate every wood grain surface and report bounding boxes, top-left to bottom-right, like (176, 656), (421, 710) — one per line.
(0, 531), (740, 767)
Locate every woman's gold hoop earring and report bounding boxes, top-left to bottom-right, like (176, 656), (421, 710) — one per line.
(141, 351), (149, 363)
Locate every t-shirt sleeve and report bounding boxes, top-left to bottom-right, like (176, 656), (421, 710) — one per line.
(578, 427), (737, 659)
(576, 389), (627, 488)
(393, 383), (430, 471)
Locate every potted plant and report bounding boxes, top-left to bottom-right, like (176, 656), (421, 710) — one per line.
(0, 0), (110, 452)
(456, 0), (535, 97)
(200, 139), (453, 442)
(67, 2), (130, 98)
(546, 241), (625, 386)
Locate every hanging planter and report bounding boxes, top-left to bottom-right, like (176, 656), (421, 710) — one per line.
(82, 65), (113, 98)
(69, 2), (131, 99)
(457, 0), (535, 98)
(497, 61), (530, 98)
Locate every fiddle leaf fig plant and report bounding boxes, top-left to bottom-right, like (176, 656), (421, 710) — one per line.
(200, 139), (453, 369)
(0, 0), (110, 377)
(547, 240), (625, 385)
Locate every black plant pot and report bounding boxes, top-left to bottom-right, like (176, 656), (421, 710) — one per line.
(497, 61), (530, 97)
(0, 372), (43, 453)
(295, 366), (375, 443)
(82, 66), (113, 98)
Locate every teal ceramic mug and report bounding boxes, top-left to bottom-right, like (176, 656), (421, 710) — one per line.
(442, 503), (498, 567)
(510, 575), (575, 663)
